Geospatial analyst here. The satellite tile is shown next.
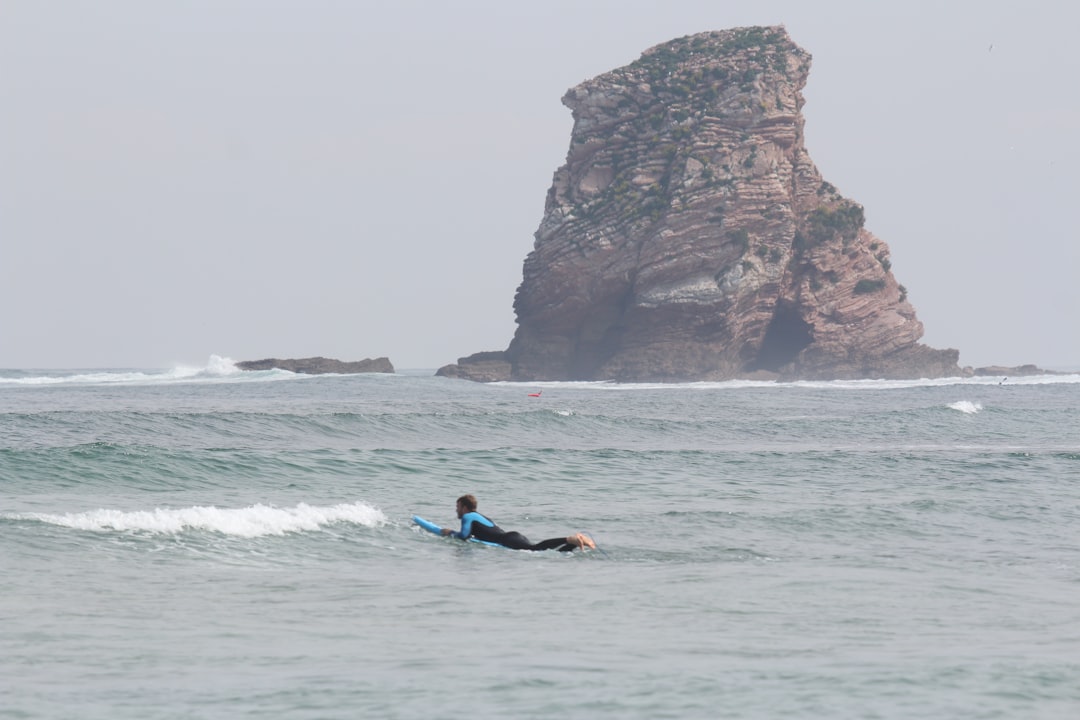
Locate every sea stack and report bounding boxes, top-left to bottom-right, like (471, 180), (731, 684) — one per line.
(439, 26), (961, 382)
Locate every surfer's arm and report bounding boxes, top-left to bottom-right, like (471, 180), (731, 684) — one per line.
(452, 513), (477, 539)
(438, 515), (472, 539)
(448, 511), (493, 540)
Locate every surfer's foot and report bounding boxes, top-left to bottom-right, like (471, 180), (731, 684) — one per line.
(572, 533), (596, 550)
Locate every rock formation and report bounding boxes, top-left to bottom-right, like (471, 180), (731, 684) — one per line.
(438, 26), (961, 382)
(237, 357), (394, 374)
(969, 364), (1057, 377)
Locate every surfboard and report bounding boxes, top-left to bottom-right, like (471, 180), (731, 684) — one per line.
(412, 515), (504, 547)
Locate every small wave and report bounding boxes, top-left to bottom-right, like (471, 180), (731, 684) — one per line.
(948, 400), (983, 414)
(9, 501), (386, 538)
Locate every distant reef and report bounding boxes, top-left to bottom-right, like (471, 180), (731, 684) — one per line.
(439, 26), (980, 383)
(237, 357), (394, 374)
(966, 364), (1059, 378)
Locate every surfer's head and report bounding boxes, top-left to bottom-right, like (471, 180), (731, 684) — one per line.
(456, 494), (478, 516)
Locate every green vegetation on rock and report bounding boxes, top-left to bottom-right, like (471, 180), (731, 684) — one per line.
(854, 278), (887, 295)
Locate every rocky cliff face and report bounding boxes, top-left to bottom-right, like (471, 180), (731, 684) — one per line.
(438, 26), (960, 382)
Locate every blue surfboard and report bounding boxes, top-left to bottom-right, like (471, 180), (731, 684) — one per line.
(412, 515), (505, 547)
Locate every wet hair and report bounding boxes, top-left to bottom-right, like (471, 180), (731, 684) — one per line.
(457, 494), (478, 512)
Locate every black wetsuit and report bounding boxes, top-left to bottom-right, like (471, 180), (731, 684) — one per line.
(455, 512), (578, 552)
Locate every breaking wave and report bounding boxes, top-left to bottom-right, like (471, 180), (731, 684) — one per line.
(0, 355), (296, 387)
(9, 501), (387, 538)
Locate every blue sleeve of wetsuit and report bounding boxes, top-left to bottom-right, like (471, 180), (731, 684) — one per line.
(455, 512), (493, 539)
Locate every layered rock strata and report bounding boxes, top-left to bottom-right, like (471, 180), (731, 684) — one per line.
(438, 26), (961, 382)
(237, 357), (394, 374)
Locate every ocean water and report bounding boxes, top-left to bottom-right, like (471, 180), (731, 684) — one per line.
(2, 359), (1079, 719)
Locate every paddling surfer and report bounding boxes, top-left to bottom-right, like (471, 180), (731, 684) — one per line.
(440, 494), (595, 551)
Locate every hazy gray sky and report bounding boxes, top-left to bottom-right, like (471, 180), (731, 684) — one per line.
(3, 1), (1077, 370)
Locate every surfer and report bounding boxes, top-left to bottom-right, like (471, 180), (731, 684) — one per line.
(440, 494), (596, 551)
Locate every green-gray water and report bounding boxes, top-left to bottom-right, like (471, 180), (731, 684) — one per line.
(3, 363), (1078, 719)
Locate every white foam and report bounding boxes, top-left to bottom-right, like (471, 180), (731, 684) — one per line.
(169, 354), (242, 379)
(948, 400), (983, 414)
(14, 502), (387, 538)
(0, 355), (295, 387)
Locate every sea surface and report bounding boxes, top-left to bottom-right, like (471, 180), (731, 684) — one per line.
(2, 358), (1079, 719)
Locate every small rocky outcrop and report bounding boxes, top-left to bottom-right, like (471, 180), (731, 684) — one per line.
(433, 351), (511, 383)
(237, 357), (394, 374)
(439, 26), (965, 383)
(967, 364), (1057, 377)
